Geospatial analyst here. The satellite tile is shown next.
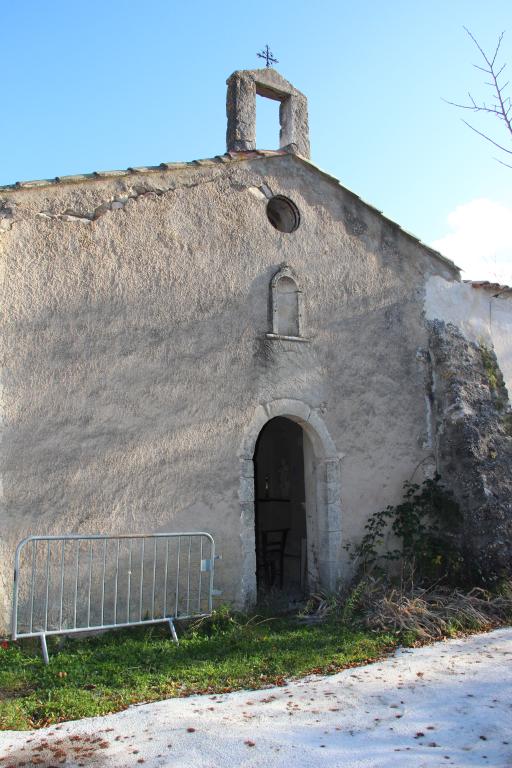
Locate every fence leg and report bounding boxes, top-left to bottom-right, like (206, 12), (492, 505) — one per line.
(40, 633), (49, 665)
(167, 618), (179, 645)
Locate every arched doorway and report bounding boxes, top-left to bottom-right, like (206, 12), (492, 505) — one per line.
(238, 399), (343, 608)
(253, 417), (307, 597)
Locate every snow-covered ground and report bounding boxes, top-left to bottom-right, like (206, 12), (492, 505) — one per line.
(1, 627), (511, 767)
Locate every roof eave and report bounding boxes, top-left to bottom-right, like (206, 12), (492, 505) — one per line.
(0, 149), (460, 276)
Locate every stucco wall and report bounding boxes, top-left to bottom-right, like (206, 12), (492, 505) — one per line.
(425, 276), (512, 395)
(0, 154), (457, 631)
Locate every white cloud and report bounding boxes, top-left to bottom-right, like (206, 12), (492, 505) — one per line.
(431, 198), (512, 285)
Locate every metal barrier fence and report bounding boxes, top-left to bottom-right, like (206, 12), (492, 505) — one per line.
(12, 532), (217, 664)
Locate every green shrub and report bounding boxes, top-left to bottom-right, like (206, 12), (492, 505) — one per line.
(354, 475), (465, 585)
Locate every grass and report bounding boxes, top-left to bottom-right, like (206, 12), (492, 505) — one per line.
(4, 580), (510, 732)
(0, 613), (398, 731)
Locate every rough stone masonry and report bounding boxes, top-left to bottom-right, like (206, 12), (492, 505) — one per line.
(429, 321), (512, 582)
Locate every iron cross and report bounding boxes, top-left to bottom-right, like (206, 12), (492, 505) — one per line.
(257, 45), (278, 68)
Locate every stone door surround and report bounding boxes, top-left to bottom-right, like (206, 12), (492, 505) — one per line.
(238, 399), (342, 606)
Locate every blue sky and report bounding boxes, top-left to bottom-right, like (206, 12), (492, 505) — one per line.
(2, 0), (511, 280)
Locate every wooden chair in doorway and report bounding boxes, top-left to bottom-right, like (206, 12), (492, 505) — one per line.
(259, 528), (289, 589)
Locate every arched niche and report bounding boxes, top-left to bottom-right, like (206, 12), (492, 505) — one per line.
(267, 265), (306, 341)
(238, 399), (343, 607)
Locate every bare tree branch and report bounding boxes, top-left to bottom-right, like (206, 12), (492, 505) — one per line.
(461, 120), (512, 155)
(445, 28), (512, 164)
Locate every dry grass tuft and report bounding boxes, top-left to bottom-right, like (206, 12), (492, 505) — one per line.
(362, 581), (512, 639)
(305, 578), (512, 641)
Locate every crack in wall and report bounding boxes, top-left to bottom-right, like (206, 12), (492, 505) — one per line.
(33, 176), (221, 224)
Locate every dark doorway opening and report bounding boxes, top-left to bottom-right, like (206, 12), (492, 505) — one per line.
(253, 417), (307, 598)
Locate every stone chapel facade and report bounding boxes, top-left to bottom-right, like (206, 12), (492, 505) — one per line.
(0, 68), (511, 632)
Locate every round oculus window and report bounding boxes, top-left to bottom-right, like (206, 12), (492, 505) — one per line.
(266, 195), (300, 233)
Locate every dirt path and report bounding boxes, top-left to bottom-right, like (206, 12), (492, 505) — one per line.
(1, 627), (511, 767)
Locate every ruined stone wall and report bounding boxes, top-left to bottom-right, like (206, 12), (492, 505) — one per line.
(0, 154), (457, 631)
(429, 321), (512, 582)
(425, 276), (512, 393)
